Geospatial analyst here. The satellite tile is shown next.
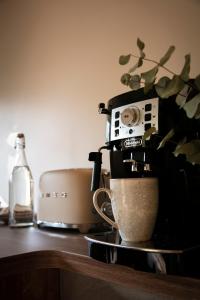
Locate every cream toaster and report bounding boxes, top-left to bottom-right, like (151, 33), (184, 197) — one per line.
(37, 168), (106, 233)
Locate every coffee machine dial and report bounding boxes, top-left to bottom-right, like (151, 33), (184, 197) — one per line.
(110, 98), (159, 142)
(121, 106), (140, 127)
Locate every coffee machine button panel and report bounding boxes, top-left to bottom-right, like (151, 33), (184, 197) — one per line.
(110, 98), (159, 141)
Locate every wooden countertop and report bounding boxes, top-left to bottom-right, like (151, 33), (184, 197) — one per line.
(0, 225), (88, 258)
(0, 225), (200, 299)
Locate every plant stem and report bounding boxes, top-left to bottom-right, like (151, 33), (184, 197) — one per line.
(130, 53), (176, 76)
(130, 53), (197, 91)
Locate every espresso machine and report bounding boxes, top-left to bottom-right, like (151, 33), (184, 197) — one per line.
(88, 87), (200, 276)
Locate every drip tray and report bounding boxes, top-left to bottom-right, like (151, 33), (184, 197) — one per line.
(85, 231), (200, 276)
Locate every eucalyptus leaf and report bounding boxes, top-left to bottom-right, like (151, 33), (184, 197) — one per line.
(176, 94), (186, 108)
(140, 50), (146, 59)
(155, 76), (171, 98)
(194, 74), (200, 91)
(175, 84), (190, 108)
(142, 127), (157, 144)
(138, 57), (143, 67)
(144, 82), (155, 94)
(128, 57), (143, 73)
(157, 129), (175, 149)
(180, 54), (190, 82)
(183, 92), (200, 118)
(195, 104), (200, 119)
(157, 75), (184, 98)
(141, 66), (158, 94)
(119, 54), (131, 65)
(137, 38), (145, 58)
(174, 139), (200, 164)
(129, 74), (141, 90)
(120, 73), (131, 86)
(176, 136), (187, 147)
(137, 38), (145, 51)
(155, 76), (171, 97)
(159, 45), (175, 66)
(188, 152), (200, 165)
(141, 66), (158, 83)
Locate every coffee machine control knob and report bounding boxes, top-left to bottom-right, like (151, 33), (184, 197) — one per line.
(121, 106), (140, 127)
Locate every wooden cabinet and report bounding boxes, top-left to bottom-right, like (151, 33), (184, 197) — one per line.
(0, 226), (200, 300)
(0, 269), (60, 300)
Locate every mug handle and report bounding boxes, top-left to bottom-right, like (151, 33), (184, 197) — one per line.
(93, 188), (118, 229)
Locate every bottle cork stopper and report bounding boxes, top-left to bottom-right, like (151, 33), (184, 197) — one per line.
(17, 133), (24, 138)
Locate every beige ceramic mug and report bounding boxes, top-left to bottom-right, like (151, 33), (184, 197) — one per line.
(93, 178), (159, 242)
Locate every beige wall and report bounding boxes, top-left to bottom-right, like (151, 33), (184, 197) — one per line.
(0, 0), (200, 206)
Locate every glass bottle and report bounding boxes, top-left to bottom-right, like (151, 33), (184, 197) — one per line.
(9, 133), (34, 227)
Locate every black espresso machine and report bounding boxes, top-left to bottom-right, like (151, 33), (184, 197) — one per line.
(88, 87), (200, 276)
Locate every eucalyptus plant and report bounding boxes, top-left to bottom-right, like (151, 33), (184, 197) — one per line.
(119, 38), (200, 165)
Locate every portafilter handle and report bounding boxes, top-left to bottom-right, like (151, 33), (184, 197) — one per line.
(88, 152), (102, 191)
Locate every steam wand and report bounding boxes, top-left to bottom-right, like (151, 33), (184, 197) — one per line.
(88, 146), (110, 191)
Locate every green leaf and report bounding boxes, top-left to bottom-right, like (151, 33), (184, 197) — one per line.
(141, 66), (158, 94)
(119, 54), (131, 65)
(194, 74), (200, 91)
(174, 139), (200, 165)
(138, 57), (143, 67)
(128, 57), (143, 73)
(155, 76), (171, 97)
(175, 84), (190, 108)
(157, 75), (184, 99)
(144, 82), (155, 94)
(137, 38), (145, 51)
(176, 94), (186, 108)
(188, 152), (200, 165)
(142, 127), (157, 145)
(157, 129), (175, 149)
(129, 75), (141, 90)
(141, 66), (158, 83)
(180, 54), (190, 81)
(183, 92), (200, 118)
(159, 45), (175, 66)
(137, 38), (145, 59)
(140, 50), (145, 59)
(120, 73), (131, 86)
(194, 103), (200, 119)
